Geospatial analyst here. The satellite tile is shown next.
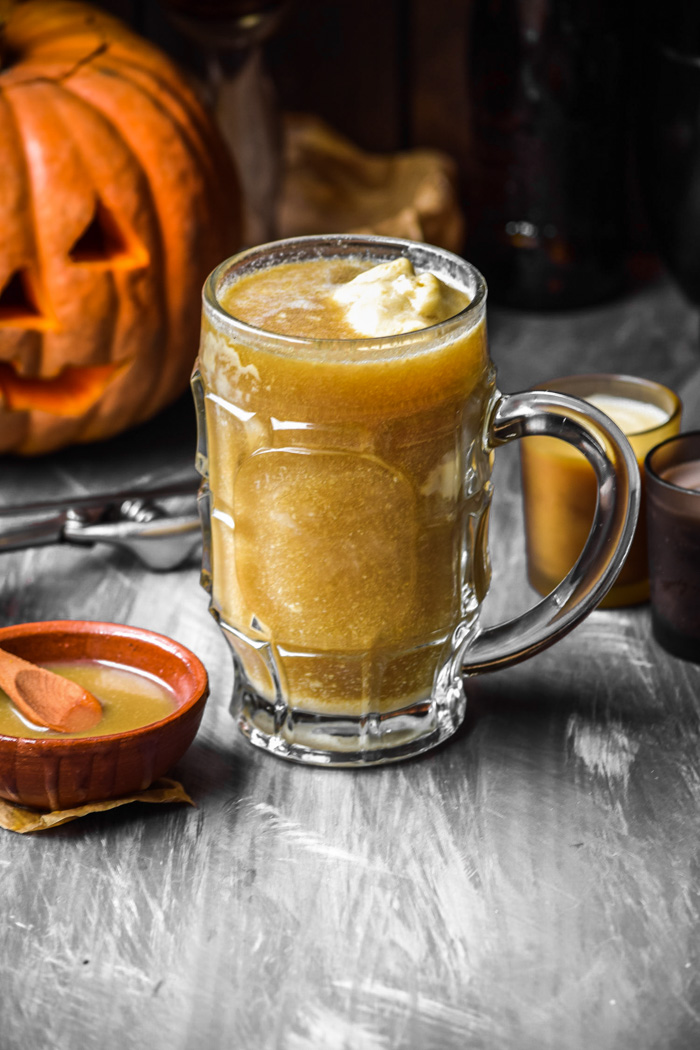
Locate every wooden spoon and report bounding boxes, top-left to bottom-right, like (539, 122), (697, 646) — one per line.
(0, 645), (102, 733)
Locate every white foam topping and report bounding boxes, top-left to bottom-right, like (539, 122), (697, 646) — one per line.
(331, 257), (463, 337)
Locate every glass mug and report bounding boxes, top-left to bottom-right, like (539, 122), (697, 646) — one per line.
(192, 235), (640, 766)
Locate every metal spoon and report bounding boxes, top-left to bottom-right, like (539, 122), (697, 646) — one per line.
(0, 479), (202, 571)
(0, 646), (102, 733)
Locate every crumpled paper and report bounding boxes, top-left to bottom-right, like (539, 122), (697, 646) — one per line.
(278, 113), (465, 254)
(0, 777), (194, 833)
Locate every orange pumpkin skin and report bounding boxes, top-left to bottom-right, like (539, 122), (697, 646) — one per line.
(0, 0), (241, 454)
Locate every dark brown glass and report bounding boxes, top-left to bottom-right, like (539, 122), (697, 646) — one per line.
(635, 3), (700, 304)
(646, 432), (700, 662)
(464, 0), (629, 309)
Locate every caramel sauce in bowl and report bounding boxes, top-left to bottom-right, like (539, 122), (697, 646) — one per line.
(0, 621), (209, 811)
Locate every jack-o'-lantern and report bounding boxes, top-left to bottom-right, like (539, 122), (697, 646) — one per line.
(0, 0), (241, 454)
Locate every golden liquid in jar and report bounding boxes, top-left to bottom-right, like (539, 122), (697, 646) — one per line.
(199, 257), (494, 714)
(521, 390), (679, 606)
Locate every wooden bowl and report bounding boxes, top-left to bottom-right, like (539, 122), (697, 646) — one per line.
(0, 620), (209, 811)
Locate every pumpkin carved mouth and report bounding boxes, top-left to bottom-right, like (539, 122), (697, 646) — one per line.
(0, 359), (131, 416)
(0, 194), (139, 416)
(0, 0), (241, 454)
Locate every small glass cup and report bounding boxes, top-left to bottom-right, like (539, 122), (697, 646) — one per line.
(646, 431), (700, 663)
(520, 374), (681, 607)
(192, 236), (640, 766)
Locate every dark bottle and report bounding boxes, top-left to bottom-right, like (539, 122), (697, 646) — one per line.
(464, 0), (630, 309)
(635, 2), (700, 305)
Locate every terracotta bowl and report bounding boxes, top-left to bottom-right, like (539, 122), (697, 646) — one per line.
(0, 620), (209, 811)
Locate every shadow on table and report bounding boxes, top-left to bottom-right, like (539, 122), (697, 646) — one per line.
(173, 735), (253, 802)
(463, 651), (692, 731)
(0, 391), (198, 507)
(19, 735), (252, 841)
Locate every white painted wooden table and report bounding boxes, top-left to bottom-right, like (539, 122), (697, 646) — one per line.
(1, 277), (700, 1050)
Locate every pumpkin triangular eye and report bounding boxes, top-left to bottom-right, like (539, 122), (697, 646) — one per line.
(68, 200), (148, 270)
(0, 268), (55, 330)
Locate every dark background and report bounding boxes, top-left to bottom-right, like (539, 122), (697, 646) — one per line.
(92, 0), (472, 163)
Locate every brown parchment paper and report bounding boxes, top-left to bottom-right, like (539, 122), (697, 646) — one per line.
(0, 777), (194, 833)
(278, 113), (465, 254)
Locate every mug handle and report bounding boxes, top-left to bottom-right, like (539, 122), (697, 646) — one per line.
(461, 388), (641, 675)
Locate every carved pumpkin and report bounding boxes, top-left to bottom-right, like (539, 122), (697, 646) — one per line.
(0, 0), (241, 454)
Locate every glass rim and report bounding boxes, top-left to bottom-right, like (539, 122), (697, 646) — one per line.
(645, 429), (700, 495)
(202, 234), (487, 359)
(533, 372), (682, 438)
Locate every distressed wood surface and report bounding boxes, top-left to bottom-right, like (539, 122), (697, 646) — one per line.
(1, 277), (700, 1049)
